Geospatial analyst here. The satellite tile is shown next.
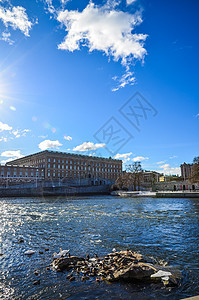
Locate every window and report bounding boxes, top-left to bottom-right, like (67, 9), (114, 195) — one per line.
(48, 164), (50, 168)
(58, 165), (60, 169)
(53, 164), (55, 168)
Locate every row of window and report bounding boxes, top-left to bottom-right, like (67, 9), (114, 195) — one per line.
(47, 172), (118, 178)
(47, 164), (121, 172)
(1, 174), (44, 178)
(47, 158), (120, 168)
(1, 171), (44, 177)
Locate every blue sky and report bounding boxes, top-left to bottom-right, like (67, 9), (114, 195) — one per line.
(0, 0), (198, 175)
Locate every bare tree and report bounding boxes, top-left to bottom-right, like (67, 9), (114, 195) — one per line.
(126, 162), (143, 190)
(190, 156), (199, 183)
(114, 162), (143, 191)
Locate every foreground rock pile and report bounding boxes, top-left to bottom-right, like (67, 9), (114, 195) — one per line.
(52, 249), (178, 286)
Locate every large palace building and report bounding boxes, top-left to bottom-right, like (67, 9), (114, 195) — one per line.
(3, 150), (122, 185)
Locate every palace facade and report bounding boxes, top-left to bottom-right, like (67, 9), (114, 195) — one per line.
(5, 150), (122, 184)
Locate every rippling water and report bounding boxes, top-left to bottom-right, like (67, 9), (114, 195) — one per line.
(0, 196), (199, 299)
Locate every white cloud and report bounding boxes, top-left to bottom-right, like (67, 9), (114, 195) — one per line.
(195, 113), (199, 118)
(126, 0), (136, 5)
(114, 152), (132, 163)
(64, 135), (72, 141)
(0, 5), (33, 36)
(159, 163), (180, 176)
(12, 130), (20, 138)
(11, 128), (30, 138)
(39, 139), (63, 150)
(132, 156), (149, 162)
(112, 67), (135, 91)
(0, 158), (14, 164)
(1, 150), (24, 158)
(0, 137), (8, 142)
(1, 31), (14, 44)
(157, 161), (166, 165)
(114, 152), (132, 159)
(0, 121), (12, 131)
(73, 142), (105, 152)
(169, 155), (177, 159)
(56, 3), (147, 90)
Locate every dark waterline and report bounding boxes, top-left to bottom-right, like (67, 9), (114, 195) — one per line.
(0, 195), (199, 299)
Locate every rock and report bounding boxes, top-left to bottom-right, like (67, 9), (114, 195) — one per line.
(19, 237), (24, 243)
(34, 271), (39, 276)
(107, 262), (156, 282)
(52, 256), (85, 272)
(0, 253), (3, 256)
(50, 249), (178, 286)
(45, 248), (49, 251)
(69, 276), (75, 281)
(39, 251), (44, 254)
(162, 275), (178, 287)
(25, 250), (35, 255)
(46, 266), (50, 270)
(33, 280), (40, 285)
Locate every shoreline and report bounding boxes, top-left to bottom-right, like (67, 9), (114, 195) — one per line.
(0, 187), (199, 198)
(112, 190), (199, 198)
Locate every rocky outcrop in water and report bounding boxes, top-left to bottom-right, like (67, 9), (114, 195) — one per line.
(52, 249), (178, 286)
(52, 256), (85, 272)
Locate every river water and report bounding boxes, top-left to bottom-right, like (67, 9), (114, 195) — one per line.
(0, 195), (199, 300)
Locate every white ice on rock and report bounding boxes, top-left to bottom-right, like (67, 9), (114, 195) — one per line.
(53, 248), (70, 259)
(151, 270), (172, 278)
(24, 250), (35, 255)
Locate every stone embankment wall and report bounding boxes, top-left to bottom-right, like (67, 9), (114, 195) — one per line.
(0, 185), (110, 198)
(153, 181), (199, 192)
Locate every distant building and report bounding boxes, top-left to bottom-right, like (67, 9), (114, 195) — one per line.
(142, 171), (162, 184)
(158, 175), (181, 182)
(5, 150), (122, 185)
(180, 163), (193, 180)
